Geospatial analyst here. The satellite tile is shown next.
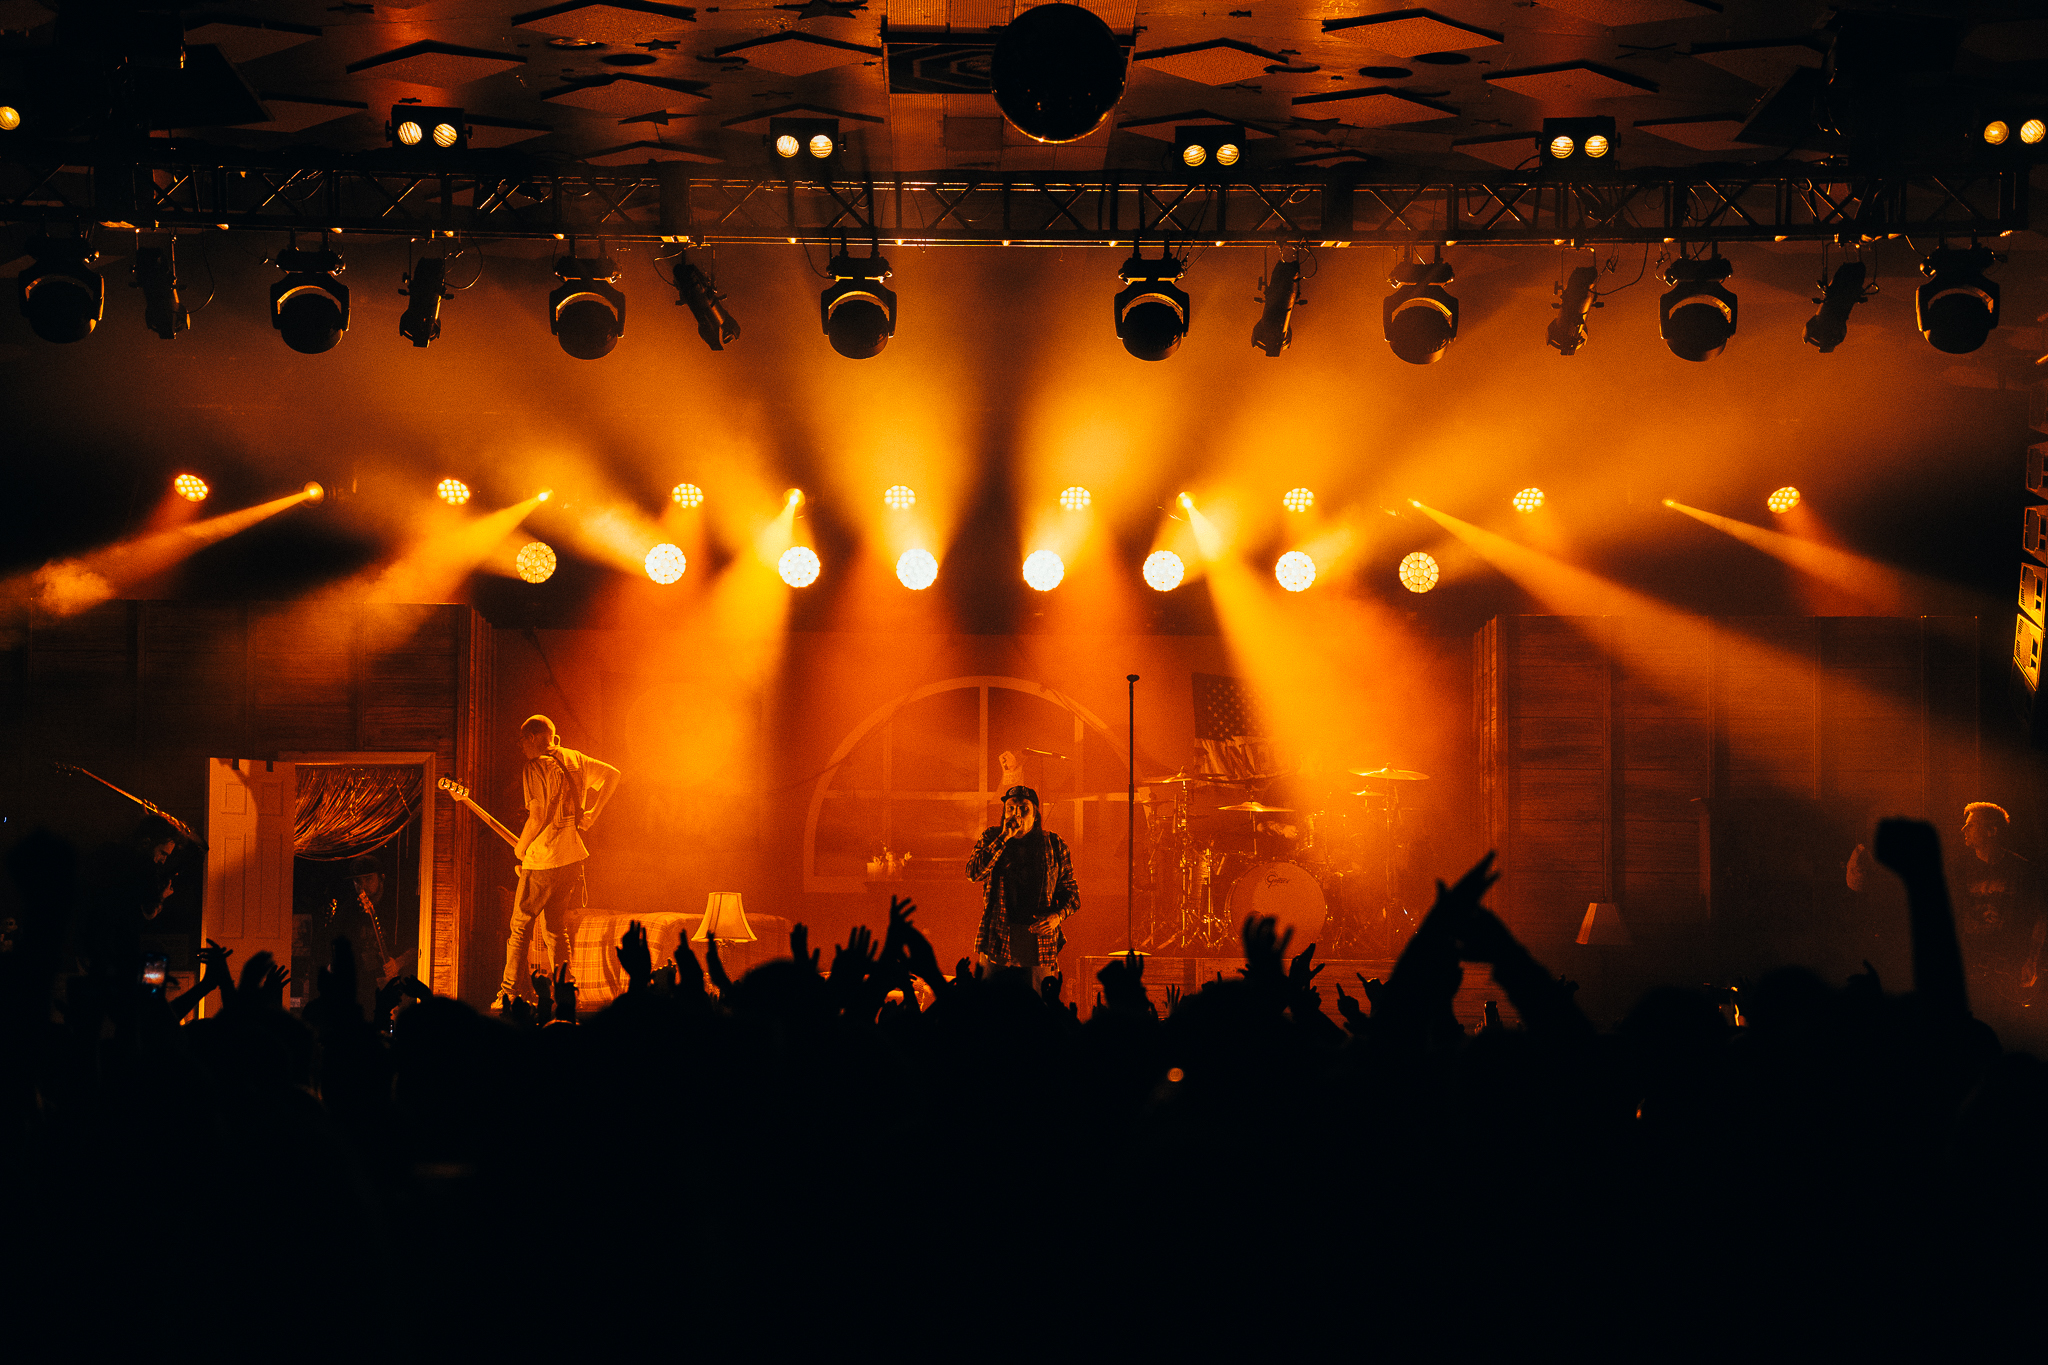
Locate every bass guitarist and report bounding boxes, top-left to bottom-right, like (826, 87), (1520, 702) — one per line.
(497, 715), (622, 1009)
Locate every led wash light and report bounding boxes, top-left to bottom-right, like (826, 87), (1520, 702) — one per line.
(1767, 487), (1801, 514)
(1274, 551), (1316, 593)
(550, 254), (626, 360)
(1114, 248), (1190, 362)
(516, 542), (558, 583)
(779, 546), (821, 588)
(437, 478), (471, 506)
(821, 249), (896, 359)
(884, 485), (916, 510)
(1659, 256), (1737, 362)
(896, 549), (938, 590)
(1398, 552), (1439, 593)
(173, 473), (209, 502)
(1022, 550), (1065, 592)
(1512, 487), (1544, 513)
(672, 483), (704, 508)
(1283, 488), (1314, 512)
(1060, 487), (1091, 511)
(1143, 551), (1185, 592)
(270, 245), (349, 354)
(645, 544), (687, 584)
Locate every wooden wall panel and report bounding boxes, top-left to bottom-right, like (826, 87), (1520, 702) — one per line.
(1477, 616), (1978, 949)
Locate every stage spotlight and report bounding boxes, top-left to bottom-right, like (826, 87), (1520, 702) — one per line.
(302, 482), (325, 504)
(991, 0), (1126, 144)
(0, 106), (18, 131)
(1659, 256), (1737, 362)
(779, 545), (821, 587)
(271, 245), (349, 354)
(1985, 120), (2010, 145)
(671, 255), (739, 351)
(645, 543), (687, 584)
(132, 239), (187, 340)
(551, 255), (625, 360)
(821, 249), (896, 359)
(884, 485), (916, 510)
(896, 549), (938, 590)
(536, 489), (552, 503)
(1547, 264), (1599, 356)
(1177, 492), (1194, 510)
(1023, 550), (1065, 591)
(18, 236), (104, 344)
(1060, 486), (1091, 511)
(1275, 551), (1316, 592)
(1251, 257), (1301, 357)
(2029, 119), (2047, 144)
(173, 473), (209, 502)
(1283, 488), (1314, 512)
(1143, 550), (1185, 592)
(516, 542), (558, 584)
(1114, 248), (1190, 361)
(786, 488), (805, 508)
(1803, 262), (1869, 354)
(1540, 117), (1616, 178)
(1384, 260), (1457, 365)
(1174, 125), (1246, 174)
(770, 117), (839, 164)
(389, 105), (467, 152)
(1916, 247), (2000, 355)
(1398, 551), (1439, 593)
(398, 256), (449, 348)
(1512, 487), (1544, 513)
(437, 478), (471, 506)
(1767, 486), (1801, 514)
(672, 483), (704, 508)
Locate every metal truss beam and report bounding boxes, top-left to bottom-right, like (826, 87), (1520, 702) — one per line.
(0, 154), (2026, 246)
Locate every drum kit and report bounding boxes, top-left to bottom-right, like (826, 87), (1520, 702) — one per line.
(1137, 763), (1431, 955)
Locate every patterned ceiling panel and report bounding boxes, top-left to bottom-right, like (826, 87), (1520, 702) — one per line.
(346, 42), (526, 88)
(714, 32), (883, 75)
(1485, 62), (1659, 103)
(1136, 39), (1286, 87)
(1322, 11), (1502, 59)
(512, 0), (701, 45)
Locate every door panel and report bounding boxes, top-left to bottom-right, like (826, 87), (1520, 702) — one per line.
(201, 758), (295, 1015)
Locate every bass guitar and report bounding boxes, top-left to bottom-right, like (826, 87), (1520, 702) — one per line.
(437, 776), (520, 851)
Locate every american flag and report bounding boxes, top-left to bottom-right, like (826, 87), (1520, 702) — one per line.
(1192, 673), (1267, 741)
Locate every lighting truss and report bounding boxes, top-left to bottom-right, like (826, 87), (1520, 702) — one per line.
(0, 156), (2025, 246)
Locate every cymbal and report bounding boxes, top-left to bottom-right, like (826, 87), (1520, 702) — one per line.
(1219, 801), (1295, 813)
(1351, 767), (1431, 782)
(1143, 773), (1234, 785)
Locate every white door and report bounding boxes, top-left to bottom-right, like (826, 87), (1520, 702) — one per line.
(201, 759), (295, 1016)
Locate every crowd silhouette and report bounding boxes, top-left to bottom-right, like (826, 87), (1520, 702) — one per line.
(2, 817), (2042, 1352)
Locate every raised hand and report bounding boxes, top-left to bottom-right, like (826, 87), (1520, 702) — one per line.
(616, 920), (652, 992)
(1041, 973), (1063, 1010)
(1242, 915), (1293, 982)
(673, 939), (706, 996)
(1873, 817), (1943, 885)
(1163, 983), (1183, 1014)
(1333, 982), (1367, 1033)
(503, 993), (534, 1027)
(831, 925), (878, 988)
(197, 938), (232, 990)
(532, 969), (555, 1024)
(1287, 943), (1325, 996)
(703, 935), (731, 994)
(552, 962), (577, 1023)
(790, 923), (820, 975)
(887, 899), (945, 993)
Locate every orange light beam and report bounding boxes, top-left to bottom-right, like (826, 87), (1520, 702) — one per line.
(16, 488), (319, 617)
(362, 495), (546, 603)
(1661, 499), (1944, 615)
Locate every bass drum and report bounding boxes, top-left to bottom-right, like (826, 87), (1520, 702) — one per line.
(1225, 861), (1326, 945)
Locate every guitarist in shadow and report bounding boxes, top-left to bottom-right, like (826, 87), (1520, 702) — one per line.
(497, 715), (623, 1010)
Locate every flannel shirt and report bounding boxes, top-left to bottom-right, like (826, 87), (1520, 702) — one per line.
(967, 825), (1079, 971)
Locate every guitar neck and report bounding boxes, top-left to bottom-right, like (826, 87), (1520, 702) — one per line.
(453, 793), (521, 849)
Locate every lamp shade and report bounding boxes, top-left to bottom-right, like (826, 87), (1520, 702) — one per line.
(694, 891), (757, 944)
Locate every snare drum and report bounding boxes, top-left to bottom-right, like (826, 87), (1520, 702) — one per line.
(1225, 861), (1327, 944)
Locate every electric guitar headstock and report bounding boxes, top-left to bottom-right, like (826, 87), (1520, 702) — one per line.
(438, 776), (472, 802)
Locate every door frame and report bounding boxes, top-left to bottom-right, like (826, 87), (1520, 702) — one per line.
(281, 750), (438, 994)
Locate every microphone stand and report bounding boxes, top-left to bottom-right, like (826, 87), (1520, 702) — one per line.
(1127, 673), (1139, 958)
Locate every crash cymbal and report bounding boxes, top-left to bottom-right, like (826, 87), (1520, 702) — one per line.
(1351, 767), (1431, 782)
(1219, 801), (1295, 812)
(1143, 772), (1236, 785)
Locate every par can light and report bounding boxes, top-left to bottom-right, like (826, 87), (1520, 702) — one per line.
(1022, 550), (1065, 592)
(1143, 550), (1185, 592)
(779, 545), (822, 587)
(896, 549), (938, 590)
(1398, 552), (1439, 593)
(173, 473), (210, 502)
(1275, 551), (1316, 593)
(516, 542), (558, 584)
(645, 543), (687, 584)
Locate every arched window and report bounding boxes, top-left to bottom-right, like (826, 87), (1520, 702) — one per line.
(803, 675), (1129, 893)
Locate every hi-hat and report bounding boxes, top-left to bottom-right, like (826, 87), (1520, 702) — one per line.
(1220, 801), (1294, 812)
(1351, 767), (1431, 781)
